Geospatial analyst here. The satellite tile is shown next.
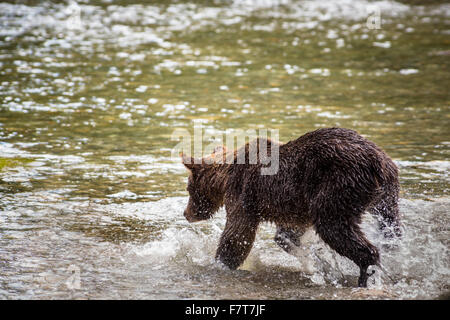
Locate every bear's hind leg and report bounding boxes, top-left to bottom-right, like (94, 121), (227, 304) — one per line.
(370, 183), (402, 238)
(314, 214), (379, 287)
(215, 214), (259, 270)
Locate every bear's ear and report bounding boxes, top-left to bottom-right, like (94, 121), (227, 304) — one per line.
(180, 153), (201, 171)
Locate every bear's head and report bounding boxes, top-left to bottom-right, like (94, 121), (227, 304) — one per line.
(181, 146), (227, 223)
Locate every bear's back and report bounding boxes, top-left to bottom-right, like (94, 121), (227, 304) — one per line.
(287, 127), (388, 169)
(283, 127), (396, 200)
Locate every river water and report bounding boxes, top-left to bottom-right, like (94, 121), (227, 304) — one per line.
(0, 0), (449, 299)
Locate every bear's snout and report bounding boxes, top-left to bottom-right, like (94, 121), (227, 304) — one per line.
(184, 208), (198, 223)
(183, 209), (191, 221)
(184, 207), (208, 223)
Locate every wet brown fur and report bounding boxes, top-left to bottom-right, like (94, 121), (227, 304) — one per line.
(182, 127), (401, 287)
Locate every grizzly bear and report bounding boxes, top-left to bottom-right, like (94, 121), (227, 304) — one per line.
(181, 127), (401, 287)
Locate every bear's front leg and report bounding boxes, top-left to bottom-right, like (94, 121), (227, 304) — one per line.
(215, 214), (259, 270)
(274, 225), (306, 254)
(358, 266), (376, 287)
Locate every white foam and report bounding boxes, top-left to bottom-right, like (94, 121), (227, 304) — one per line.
(132, 227), (218, 267)
(104, 196), (188, 222)
(0, 142), (31, 158)
(0, 0), (418, 50)
(112, 195), (449, 297)
(396, 160), (450, 175)
(399, 69), (419, 75)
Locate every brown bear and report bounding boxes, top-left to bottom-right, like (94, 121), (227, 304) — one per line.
(181, 127), (401, 287)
